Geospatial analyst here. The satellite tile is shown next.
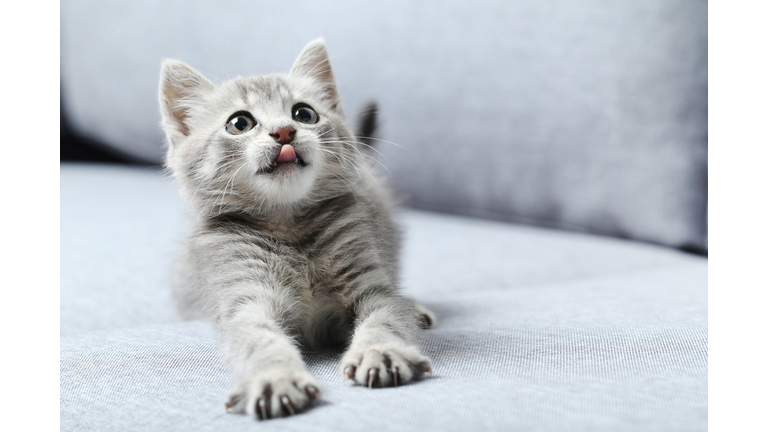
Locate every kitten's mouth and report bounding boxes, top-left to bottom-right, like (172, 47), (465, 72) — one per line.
(263, 144), (307, 174)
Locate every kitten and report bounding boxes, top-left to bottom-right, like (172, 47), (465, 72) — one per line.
(158, 39), (434, 420)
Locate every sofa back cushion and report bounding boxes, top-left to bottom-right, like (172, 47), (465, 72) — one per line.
(61, 0), (707, 251)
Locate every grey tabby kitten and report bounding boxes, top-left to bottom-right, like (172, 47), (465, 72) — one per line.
(158, 39), (434, 420)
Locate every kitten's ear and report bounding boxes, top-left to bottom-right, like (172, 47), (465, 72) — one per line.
(289, 39), (343, 114)
(159, 60), (214, 139)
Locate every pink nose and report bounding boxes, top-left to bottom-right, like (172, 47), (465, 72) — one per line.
(270, 126), (295, 144)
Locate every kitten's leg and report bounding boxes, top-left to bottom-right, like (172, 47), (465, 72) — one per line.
(219, 288), (320, 419)
(340, 290), (432, 387)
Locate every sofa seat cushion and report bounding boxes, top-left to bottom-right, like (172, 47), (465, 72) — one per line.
(60, 163), (707, 431)
(61, 267), (706, 431)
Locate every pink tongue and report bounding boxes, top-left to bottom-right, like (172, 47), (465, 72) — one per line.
(276, 145), (296, 163)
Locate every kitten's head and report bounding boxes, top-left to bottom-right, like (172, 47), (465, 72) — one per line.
(159, 39), (359, 217)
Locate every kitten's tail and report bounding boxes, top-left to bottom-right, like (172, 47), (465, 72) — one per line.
(355, 102), (378, 151)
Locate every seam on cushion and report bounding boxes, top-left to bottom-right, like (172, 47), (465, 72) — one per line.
(401, 201), (707, 253)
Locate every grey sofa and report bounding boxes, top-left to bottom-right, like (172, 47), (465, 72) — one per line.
(60, 1), (707, 431)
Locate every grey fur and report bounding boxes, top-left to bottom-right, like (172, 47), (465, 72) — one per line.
(158, 39), (434, 420)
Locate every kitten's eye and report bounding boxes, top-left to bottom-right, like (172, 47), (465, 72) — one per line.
(225, 113), (256, 135)
(292, 104), (319, 124)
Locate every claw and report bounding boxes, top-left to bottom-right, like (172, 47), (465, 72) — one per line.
(281, 396), (295, 416)
(225, 394), (241, 412)
(392, 366), (399, 387)
(306, 385), (321, 401)
(368, 368), (378, 388)
(426, 366), (433, 377)
(257, 398), (268, 420)
(344, 366), (356, 384)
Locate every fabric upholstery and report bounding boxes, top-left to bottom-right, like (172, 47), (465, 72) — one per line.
(61, 164), (700, 335)
(60, 164), (707, 431)
(60, 0), (708, 251)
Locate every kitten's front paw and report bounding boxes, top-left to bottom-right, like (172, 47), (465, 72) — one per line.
(225, 367), (320, 420)
(340, 343), (431, 388)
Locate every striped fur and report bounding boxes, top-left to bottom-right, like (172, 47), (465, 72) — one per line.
(159, 39), (433, 420)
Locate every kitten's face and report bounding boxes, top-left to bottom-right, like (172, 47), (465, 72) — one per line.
(159, 40), (356, 215)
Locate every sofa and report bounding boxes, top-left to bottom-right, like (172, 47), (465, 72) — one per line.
(60, 1), (707, 431)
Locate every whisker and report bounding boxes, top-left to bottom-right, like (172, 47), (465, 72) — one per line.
(178, 21), (232, 82)
(317, 120), (352, 138)
(199, 160), (244, 215)
(316, 148), (362, 179)
(318, 140), (391, 174)
(218, 162), (247, 212)
(319, 138), (386, 159)
(354, 136), (415, 155)
(319, 146), (381, 185)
